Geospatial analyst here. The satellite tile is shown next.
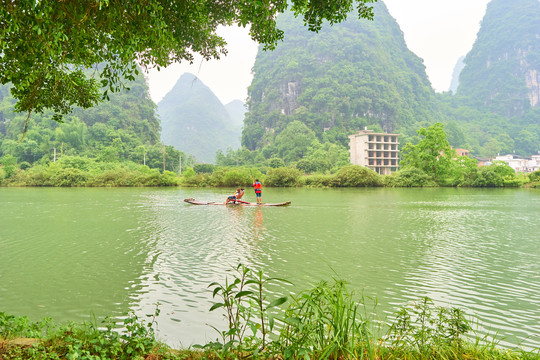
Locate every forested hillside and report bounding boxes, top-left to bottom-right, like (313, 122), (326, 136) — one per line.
(242, 1), (442, 158)
(0, 69), (187, 172)
(235, 0), (540, 162)
(441, 0), (540, 157)
(456, 0), (540, 117)
(158, 73), (241, 163)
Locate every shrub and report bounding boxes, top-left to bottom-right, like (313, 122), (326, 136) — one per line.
(208, 168), (251, 187)
(295, 158), (313, 173)
(304, 173), (339, 187)
(49, 168), (88, 186)
(55, 156), (96, 171)
(529, 170), (540, 182)
(334, 165), (383, 187)
(181, 168), (210, 186)
(268, 157), (285, 168)
(471, 162), (519, 188)
(4, 165), (54, 186)
(0, 154), (18, 178)
(19, 161), (31, 170)
(160, 170), (181, 186)
(194, 163), (216, 173)
(265, 167), (302, 187)
(384, 167), (436, 187)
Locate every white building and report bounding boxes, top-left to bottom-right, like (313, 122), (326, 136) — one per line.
(494, 154), (540, 172)
(348, 129), (400, 175)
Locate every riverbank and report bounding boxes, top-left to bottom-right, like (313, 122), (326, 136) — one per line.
(2, 336), (538, 360)
(2, 268), (540, 360)
(1, 307), (539, 360)
(2, 155), (540, 188)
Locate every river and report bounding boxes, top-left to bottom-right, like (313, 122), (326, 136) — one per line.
(0, 187), (539, 349)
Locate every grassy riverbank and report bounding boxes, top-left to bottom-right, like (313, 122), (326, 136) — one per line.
(3, 153), (539, 189)
(2, 266), (538, 360)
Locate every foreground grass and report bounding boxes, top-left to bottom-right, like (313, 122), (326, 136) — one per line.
(2, 266), (539, 360)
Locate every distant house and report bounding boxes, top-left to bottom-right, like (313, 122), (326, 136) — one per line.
(474, 157), (491, 167)
(528, 155), (540, 172)
(348, 129), (400, 175)
(494, 154), (540, 172)
(454, 148), (470, 157)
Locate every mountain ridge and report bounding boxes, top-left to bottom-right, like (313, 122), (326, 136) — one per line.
(158, 73), (241, 163)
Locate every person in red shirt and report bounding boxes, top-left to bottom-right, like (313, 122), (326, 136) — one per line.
(252, 179), (262, 204)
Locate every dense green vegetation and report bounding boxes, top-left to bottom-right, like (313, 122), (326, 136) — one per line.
(0, 0), (377, 120)
(0, 155), (180, 187)
(442, 0), (540, 157)
(0, 69), (192, 186)
(235, 0), (540, 162)
(456, 0), (540, 117)
(242, 3), (441, 161)
(1, 265), (538, 359)
(3, 120), (538, 188)
(2, 0), (539, 185)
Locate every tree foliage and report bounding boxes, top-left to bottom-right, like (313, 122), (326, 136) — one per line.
(0, 0), (377, 119)
(0, 72), (191, 173)
(400, 123), (457, 182)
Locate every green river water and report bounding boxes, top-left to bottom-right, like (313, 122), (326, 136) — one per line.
(0, 187), (539, 349)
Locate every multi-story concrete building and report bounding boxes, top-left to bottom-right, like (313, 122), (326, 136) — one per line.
(348, 129), (400, 175)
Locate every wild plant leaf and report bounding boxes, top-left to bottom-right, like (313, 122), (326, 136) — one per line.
(209, 303), (225, 311)
(284, 316), (302, 326)
(235, 290), (255, 299)
(250, 323), (258, 335)
(244, 279), (260, 286)
(266, 297), (288, 309)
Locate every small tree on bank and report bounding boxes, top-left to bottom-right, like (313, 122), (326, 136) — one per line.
(400, 123), (459, 184)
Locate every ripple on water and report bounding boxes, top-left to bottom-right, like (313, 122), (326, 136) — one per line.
(1, 188), (539, 349)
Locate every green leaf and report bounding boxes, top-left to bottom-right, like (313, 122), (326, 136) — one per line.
(209, 303), (225, 311)
(266, 297), (287, 309)
(235, 290), (254, 298)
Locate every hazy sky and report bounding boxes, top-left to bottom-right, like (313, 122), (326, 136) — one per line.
(145, 0), (490, 105)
